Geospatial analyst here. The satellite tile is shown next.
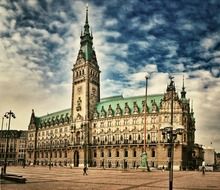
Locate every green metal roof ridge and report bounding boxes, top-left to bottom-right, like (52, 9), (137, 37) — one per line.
(39, 108), (71, 120)
(100, 93), (163, 103)
(100, 95), (123, 102)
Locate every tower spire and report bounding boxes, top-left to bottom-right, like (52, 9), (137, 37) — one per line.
(84, 4), (90, 35)
(181, 75), (186, 99)
(85, 4), (88, 24)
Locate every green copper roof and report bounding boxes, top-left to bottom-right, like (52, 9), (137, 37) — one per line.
(96, 94), (164, 114)
(35, 94), (163, 124)
(80, 6), (94, 61)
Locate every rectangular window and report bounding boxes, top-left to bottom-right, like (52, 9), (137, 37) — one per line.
(115, 120), (120, 126)
(151, 132), (156, 142)
(108, 150), (111, 157)
(132, 118), (137, 125)
(124, 150), (128, 157)
(124, 119), (128, 125)
(107, 134), (112, 143)
(133, 133), (137, 140)
(107, 121), (112, 127)
(152, 149), (155, 157)
(93, 136), (96, 144)
(101, 150), (104, 157)
(100, 135), (104, 145)
(115, 134), (120, 144)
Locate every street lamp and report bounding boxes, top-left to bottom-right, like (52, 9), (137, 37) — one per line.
(160, 124), (184, 190)
(160, 75), (184, 190)
(3, 110), (16, 174)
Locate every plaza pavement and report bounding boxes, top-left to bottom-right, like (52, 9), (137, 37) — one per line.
(1, 166), (220, 190)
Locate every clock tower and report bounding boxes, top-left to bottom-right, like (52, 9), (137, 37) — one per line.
(71, 6), (100, 129)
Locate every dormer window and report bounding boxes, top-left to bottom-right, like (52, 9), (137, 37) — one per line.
(124, 102), (130, 115)
(108, 105), (113, 117)
(100, 106), (106, 118)
(115, 104), (122, 116)
(133, 102), (139, 114)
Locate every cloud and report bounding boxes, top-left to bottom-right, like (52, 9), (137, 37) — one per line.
(201, 33), (220, 50)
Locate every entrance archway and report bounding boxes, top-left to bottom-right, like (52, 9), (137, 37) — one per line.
(74, 151), (79, 167)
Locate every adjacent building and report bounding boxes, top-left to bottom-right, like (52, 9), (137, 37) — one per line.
(26, 7), (196, 170)
(0, 130), (27, 166)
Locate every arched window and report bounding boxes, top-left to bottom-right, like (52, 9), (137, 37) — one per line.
(116, 150), (119, 157)
(124, 149), (128, 157)
(101, 149), (104, 157)
(133, 149), (136, 157)
(108, 149), (111, 157)
(152, 149), (155, 157)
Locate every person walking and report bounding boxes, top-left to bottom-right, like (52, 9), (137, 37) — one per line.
(202, 160), (205, 175)
(83, 166), (88, 175)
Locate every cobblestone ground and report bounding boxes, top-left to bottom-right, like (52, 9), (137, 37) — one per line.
(1, 166), (220, 190)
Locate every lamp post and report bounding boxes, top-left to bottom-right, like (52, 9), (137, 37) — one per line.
(160, 76), (184, 190)
(143, 75), (148, 153)
(141, 75), (150, 171)
(81, 122), (89, 168)
(70, 124), (75, 168)
(3, 110), (16, 174)
(49, 132), (53, 170)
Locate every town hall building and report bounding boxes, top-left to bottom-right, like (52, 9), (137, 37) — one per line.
(27, 7), (196, 170)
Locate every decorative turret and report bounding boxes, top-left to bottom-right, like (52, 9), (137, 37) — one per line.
(28, 109), (37, 130)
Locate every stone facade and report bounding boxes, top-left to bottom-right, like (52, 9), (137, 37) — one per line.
(26, 7), (196, 170)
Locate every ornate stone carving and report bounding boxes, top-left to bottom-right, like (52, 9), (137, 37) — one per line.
(76, 97), (82, 111)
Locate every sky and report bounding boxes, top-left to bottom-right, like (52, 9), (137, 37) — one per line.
(0, 0), (220, 152)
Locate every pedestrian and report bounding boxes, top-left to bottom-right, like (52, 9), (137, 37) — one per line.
(83, 166), (88, 175)
(162, 165), (165, 172)
(202, 160), (205, 175)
